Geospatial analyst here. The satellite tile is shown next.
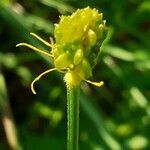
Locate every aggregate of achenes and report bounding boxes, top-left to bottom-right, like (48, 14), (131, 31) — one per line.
(53, 7), (108, 80)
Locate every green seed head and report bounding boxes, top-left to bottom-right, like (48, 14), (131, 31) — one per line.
(53, 7), (108, 81)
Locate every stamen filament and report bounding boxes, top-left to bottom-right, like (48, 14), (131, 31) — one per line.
(49, 37), (55, 53)
(31, 68), (57, 94)
(30, 32), (52, 47)
(49, 37), (54, 45)
(84, 79), (104, 87)
(16, 43), (53, 57)
(78, 73), (104, 87)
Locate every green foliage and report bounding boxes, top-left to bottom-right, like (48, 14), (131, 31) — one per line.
(0, 0), (149, 150)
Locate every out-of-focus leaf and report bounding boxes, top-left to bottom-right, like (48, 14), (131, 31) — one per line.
(103, 56), (123, 77)
(130, 87), (149, 115)
(40, 0), (75, 14)
(135, 61), (150, 71)
(133, 49), (150, 61)
(119, 23), (150, 47)
(16, 66), (32, 85)
(116, 124), (132, 138)
(126, 135), (149, 149)
(22, 132), (65, 150)
(0, 71), (23, 150)
(33, 102), (63, 126)
(103, 45), (135, 61)
(0, 7), (30, 39)
(138, 1), (150, 12)
(26, 15), (54, 34)
(80, 92), (122, 150)
(0, 53), (18, 69)
(0, 72), (8, 106)
(0, 0), (10, 8)
(48, 86), (62, 100)
(0, 7), (54, 64)
(130, 87), (148, 108)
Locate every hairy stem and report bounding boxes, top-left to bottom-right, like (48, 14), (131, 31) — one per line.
(67, 85), (80, 150)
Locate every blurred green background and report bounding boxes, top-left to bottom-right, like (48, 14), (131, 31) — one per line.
(0, 0), (150, 150)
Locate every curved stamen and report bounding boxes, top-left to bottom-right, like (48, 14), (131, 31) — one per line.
(49, 37), (54, 45)
(16, 43), (53, 58)
(31, 68), (57, 94)
(30, 32), (52, 47)
(77, 73), (104, 87)
(49, 37), (56, 53)
(84, 79), (104, 87)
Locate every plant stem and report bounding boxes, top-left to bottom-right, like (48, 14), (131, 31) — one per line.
(67, 85), (80, 150)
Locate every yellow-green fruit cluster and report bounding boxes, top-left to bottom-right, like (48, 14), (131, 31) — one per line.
(53, 7), (108, 79)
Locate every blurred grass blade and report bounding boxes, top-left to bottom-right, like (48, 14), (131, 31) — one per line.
(40, 0), (75, 13)
(119, 23), (150, 47)
(130, 87), (149, 115)
(0, 7), (30, 39)
(130, 87), (148, 108)
(0, 71), (22, 150)
(80, 93), (121, 150)
(103, 45), (135, 61)
(103, 56), (123, 77)
(0, 72), (8, 106)
(135, 61), (150, 71)
(26, 15), (54, 34)
(0, 7), (54, 63)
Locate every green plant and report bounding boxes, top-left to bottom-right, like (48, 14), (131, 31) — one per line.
(16, 7), (108, 150)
